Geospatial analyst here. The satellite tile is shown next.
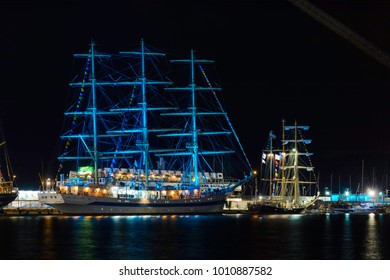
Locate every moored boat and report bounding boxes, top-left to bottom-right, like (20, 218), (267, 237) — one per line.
(248, 120), (319, 214)
(38, 39), (253, 215)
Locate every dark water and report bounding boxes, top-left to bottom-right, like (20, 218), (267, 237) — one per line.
(1, 213), (390, 260)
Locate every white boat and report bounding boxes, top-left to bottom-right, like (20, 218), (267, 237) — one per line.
(38, 39), (253, 215)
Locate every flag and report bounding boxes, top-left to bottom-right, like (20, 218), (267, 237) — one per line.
(269, 130), (276, 139)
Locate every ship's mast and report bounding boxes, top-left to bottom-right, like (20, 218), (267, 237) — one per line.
(90, 40), (98, 182)
(281, 119), (286, 198)
(269, 137), (273, 197)
(119, 39), (172, 187)
(293, 120), (299, 207)
(190, 50), (199, 186)
(140, 39), (150, 187)
(283, 120), (315, 207)
(63, 40), (171, 185)
(163, 50), (233, 187)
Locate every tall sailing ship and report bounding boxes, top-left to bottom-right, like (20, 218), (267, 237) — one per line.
(38, 39), (253, 215)
(0, 124), (18, 211)
(248, 120), (319, 214)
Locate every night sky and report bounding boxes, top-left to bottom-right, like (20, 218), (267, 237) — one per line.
(2, 0), (390, 192)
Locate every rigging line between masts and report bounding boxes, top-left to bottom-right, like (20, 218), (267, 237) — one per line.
(198, 64), (252, 171)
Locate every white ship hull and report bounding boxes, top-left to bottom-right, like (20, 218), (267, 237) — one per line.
(38, 192), (227, 215)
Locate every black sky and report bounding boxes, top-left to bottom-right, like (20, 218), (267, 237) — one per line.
(1, 0), (390, 191)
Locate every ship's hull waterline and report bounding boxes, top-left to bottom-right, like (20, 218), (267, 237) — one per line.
(38, 193), (228, 215)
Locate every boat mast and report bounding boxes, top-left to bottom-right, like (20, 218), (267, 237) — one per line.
(269, 136), (273, 197)
(167, 50), (221, 186)
(118, 39), (173, 187)
(190, 50), (199, 186)
(140, 39), (150, 187)
(90, 40), (99, 183)
(293, 120), (299, 207)
(281, 119), (286, 198)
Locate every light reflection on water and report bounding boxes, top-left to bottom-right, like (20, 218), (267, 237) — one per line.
(1, 214), (390, 260)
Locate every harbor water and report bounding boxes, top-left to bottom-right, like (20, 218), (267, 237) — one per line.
(1, 213), (390, 260)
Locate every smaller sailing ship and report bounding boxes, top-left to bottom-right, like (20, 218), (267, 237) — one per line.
(0, 124), (18, 211)
(248, 120), (319, 214)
